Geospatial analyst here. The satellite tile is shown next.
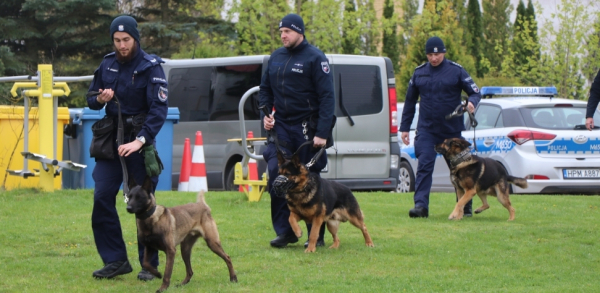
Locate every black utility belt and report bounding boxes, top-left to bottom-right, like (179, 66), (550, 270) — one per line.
(110, 113), (146, 134)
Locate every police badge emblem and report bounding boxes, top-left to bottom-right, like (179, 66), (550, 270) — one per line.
(158, 86), (168, 102)
(321, 61), (330, 74)
(118, 25), (124, 31)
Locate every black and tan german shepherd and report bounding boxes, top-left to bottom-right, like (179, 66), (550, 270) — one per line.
(275, 149), (374, 253)
(435, 138), (528, 221)
(126, 177), (237, 292)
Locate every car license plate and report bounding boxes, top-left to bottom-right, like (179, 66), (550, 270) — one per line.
(563, 169), (600, 179)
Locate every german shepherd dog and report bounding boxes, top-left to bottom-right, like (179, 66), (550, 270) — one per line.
(126, 177), (237, 292)
(274, 149), (374, 253)
(434, 138), (528, 221)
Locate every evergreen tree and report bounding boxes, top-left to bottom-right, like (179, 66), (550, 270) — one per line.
(525, 0), (540, 59)
(511, 0), (528, 68)
(481, 0), (512, 74)
(465, 0), (484, 77)
(382, 0), (400, 72)
(398, 0), (419, 62)
(342, 0), (361, 54)
(357, 0), (380, 56)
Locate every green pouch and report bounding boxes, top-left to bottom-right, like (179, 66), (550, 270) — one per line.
(143, 145), (164, 177)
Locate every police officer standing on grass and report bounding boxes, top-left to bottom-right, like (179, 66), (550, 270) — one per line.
(87, 15), (168, 280)
(585, 69), (600, 131)
(400, 36), (481, 218)
(260, 13), (335, 248)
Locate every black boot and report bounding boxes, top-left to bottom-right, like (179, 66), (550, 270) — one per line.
(464, 200), (473, 217)
(409, 206), (429, 218)
(270, 233), (299, 248)
(92, 260), (133, 279)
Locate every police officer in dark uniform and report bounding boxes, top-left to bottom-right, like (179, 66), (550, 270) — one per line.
(259, 13), (335, 248)
(400, 36), (481, 218)
(585, 69), (600, 130)
(87, 15), (168, 280)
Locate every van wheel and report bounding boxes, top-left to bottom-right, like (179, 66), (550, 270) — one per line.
(397, 161), (415, 193)
(225, 167), (239, 191)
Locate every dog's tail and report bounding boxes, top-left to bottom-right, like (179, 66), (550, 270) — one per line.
(507, 176), (528, 189)
(197, 190), (208, 205)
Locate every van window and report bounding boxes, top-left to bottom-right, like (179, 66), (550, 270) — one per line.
(168, 64), (262, 122)
(332, 65), (383, 116)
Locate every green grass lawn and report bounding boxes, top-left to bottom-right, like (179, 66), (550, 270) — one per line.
(0, 188), (598, 293)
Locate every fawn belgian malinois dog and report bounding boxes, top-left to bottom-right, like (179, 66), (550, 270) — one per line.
(435, 138), (528, 221)
(126, 177), (237, 292)
(274, 148), (374, 253)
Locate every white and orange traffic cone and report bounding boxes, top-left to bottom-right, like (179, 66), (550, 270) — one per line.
(189, 131), (208, 192)
(239, 131), (259, 192)
(178, 138), (192, 192)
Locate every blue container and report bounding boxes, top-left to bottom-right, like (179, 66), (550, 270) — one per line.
(62, 107), (180, 190)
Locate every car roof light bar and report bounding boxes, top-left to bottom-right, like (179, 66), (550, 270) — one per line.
(481, 86), (558, 96)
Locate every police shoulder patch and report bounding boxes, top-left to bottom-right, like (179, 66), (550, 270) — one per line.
(450, 61), (463, 68)
(321, 61), (330, 74)
(158, 86), (168, 102)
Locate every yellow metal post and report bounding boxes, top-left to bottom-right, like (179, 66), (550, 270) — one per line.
(38, 65), (55, 191)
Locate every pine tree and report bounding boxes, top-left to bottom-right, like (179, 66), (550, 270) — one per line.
(398, 0), (419, 62)
(481, 0), (512, 74)
(465, 0), (484, 77)
(525, 0), (540, 59)
(511, 0), (527, 66)
(382, 0), (400, 72)
(583, 15), (600, 87)
(342, 0), (361, 54)
(230, 0), (290, 55)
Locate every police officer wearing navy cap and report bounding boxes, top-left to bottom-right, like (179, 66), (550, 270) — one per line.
(400, 36), (481, 218)
(260, 13), (335, 248)
(87, 15), (168, 280)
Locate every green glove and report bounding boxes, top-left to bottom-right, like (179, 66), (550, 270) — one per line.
(143, 145), (164, 177)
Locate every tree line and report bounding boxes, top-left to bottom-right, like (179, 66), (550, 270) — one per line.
(0, 0), (599, 107)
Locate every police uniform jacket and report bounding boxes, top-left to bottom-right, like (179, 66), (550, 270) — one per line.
(87, 45), (168, 144)
(586, 69), (600, 118)
(259, 39), (335, 139)
(400, 58), (481, 135)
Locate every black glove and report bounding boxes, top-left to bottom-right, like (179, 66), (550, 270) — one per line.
(143, 145), (164, 177)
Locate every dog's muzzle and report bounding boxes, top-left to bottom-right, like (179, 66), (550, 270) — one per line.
(272, 175), (296, 197)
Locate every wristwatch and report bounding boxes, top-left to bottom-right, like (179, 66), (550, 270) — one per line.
(136, 136), (146, 144)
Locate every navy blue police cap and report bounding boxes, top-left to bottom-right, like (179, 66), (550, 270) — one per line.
(279, 13), (305, 35)
(425, 36), (446, 54)
(110, 15), (140, 43)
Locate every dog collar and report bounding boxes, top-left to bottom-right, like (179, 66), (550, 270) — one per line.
(136, 205), (156, 220)
(450, 148), (472, 168)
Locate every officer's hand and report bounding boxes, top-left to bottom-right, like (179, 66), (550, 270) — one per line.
(263, 115), (275, 130)
(586, 117), (594, 131)
(96, 88), (114, 104)
(467, 102), (475, 113)
(118, 140), (143, 157)
(313, 136), (327, 148)
(401, 132), (410, 145)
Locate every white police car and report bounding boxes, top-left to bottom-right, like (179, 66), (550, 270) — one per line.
(397, 103), (418, 193)
(398, 86), (600, 194)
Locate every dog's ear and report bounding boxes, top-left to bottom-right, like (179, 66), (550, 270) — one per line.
(142, 176), (154, 195)
(290, 151), (301, 166)
(458, 138), (472, 148)
(277, 148), (286, 166)
(128, 177), (138, 190)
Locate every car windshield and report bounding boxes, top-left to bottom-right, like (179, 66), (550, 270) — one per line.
(520, 106), (590, 130)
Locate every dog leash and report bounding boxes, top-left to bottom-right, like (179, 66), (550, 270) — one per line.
(295, 140), (326, 169)
(87, 91), (130, 203)
(446, 100), (479, 152)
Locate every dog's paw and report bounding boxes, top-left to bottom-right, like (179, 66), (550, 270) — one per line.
(365, 242), (375, 247)
(304, 247), (317, 253)
(448, 213), (462, 220)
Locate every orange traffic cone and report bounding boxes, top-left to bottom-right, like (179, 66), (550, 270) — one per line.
(239, 131), (259, 192)
(189, 131), (208, 192)
(178, 138), (192, 191)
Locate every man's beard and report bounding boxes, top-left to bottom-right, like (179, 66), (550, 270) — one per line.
(115, 43), (138, 63)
